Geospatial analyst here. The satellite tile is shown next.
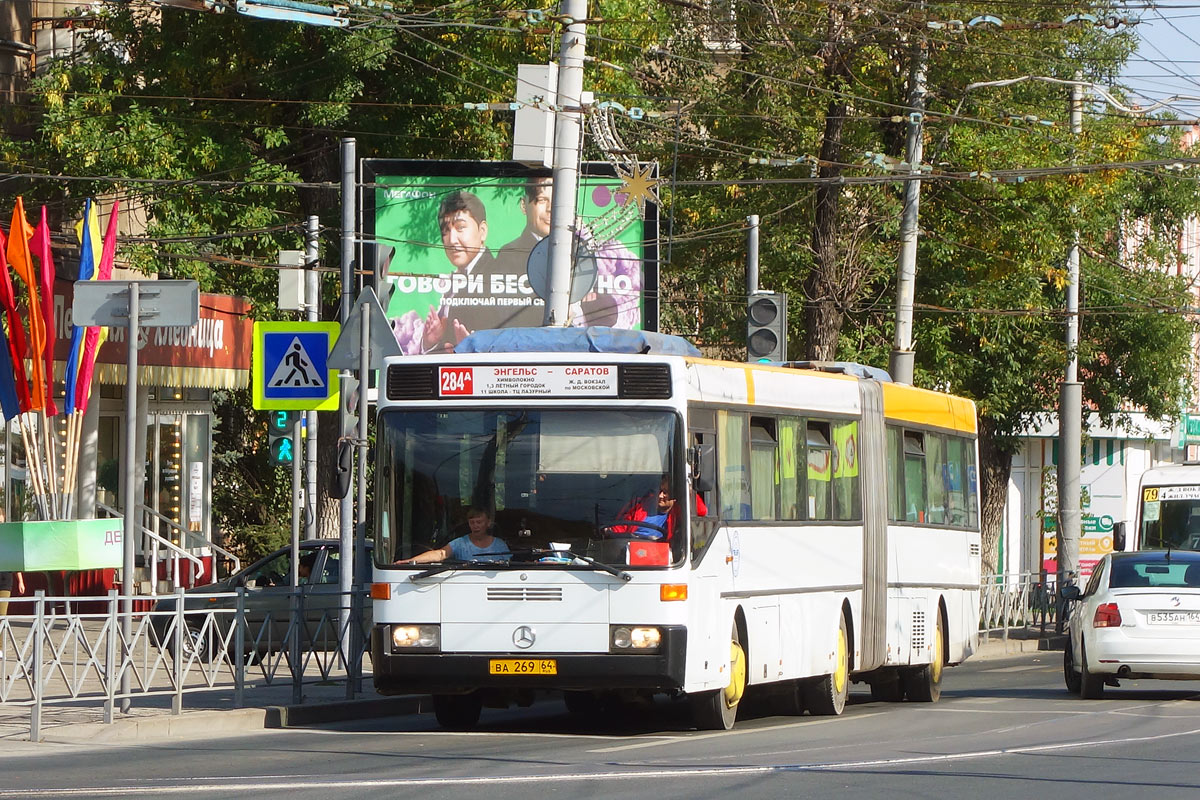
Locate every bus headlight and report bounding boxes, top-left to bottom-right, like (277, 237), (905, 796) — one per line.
(610, 625), (662, 652)
(391, 624), (440, 652)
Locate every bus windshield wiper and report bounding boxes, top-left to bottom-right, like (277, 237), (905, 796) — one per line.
(408, 554), (515, 581)
(543, 549), (632, 582)
(408, 560), (464, 581)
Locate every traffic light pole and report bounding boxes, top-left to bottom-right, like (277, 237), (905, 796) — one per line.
(338, 137), (356, 685)
(304, 215), (319, 540)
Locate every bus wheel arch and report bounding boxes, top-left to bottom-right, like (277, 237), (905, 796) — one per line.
(901, 599), (946, 703)
(805, 606), (850, 716)
(690, 609), (747, 731)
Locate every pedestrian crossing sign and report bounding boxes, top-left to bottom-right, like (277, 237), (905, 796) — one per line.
(252, 321), (341, 411)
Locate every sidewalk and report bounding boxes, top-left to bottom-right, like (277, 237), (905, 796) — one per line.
(0, 675), (432, 744)
(0, 627), (1062, 745)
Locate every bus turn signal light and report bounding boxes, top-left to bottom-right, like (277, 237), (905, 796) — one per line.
(660, 584), (688, 602)
(371, 583), (391, 600)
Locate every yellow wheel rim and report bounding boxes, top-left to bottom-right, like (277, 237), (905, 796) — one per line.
(930, 619), (943, 684)
(833, 625), (848, 694)
(725, 640), (746, 707)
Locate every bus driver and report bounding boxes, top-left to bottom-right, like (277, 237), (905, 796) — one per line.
(395, 507), (510, 564)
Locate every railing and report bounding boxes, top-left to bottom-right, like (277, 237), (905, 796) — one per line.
(979, 571), (1059, 641)
(0, 588), (371, 741)
(96, 502), (242, 591)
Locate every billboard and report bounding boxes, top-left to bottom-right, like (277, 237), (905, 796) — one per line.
(362, 161), (658, 355)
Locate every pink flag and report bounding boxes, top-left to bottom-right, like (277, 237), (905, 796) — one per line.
(32, 206), (59, 417)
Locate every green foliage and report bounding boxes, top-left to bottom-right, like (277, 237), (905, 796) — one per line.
(4, 2), (1200, 568)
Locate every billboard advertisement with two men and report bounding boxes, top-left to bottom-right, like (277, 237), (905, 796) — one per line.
(362, 161), (659, 355)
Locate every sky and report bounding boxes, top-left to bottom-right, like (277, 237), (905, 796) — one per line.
(1127, 8), (1200, 117)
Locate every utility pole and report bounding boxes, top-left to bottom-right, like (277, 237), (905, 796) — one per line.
(338, 138), (356, 672)
(304, 215), (319, 541)
(544, 0), (588, 325)
(1057, 77), (1085, 624)
(889, 11), (927, 387)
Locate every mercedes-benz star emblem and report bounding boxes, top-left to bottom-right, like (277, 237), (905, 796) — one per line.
(513, 626), (536, 649)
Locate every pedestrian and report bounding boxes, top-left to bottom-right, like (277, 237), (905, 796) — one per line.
(0, 570), (22, 615)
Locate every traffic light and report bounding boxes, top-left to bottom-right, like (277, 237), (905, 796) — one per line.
(746, 292), (787, 362)
(267, 410), (296, 466)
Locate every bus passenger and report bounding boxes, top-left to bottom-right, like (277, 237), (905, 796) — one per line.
(395, 507), (509, 564)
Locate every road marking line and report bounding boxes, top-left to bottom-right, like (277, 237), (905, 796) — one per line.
(984, 665), (1054, 673)
(586, 712), (886, 753)
(8, 726), (1200, 797)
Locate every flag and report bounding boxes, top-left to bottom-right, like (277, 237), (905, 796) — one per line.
(63, 199), (100, 416)
(32, 205), (58, 417)
(75, 199), (119, 415)
(0, 227), (32, 412)
(7, 198), (45, 412)
(0, 230), (18, 420)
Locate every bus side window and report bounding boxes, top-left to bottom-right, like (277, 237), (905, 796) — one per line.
(718, 411), (751, 521)
(924, 433), (947, 525)
(903, 431), (927, 523)
(749, 417), (778, 520)
(807, 421), (832, 521)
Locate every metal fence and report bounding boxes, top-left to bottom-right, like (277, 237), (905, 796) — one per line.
(0, 588), (371, 741)
(979, 571), (1059, 641)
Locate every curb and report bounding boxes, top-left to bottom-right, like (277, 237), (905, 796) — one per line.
(265, 695), (431, 727)
(42, 707), (269, 744)
(39, 695), (430, 745)
(974, 633), (1066, 661)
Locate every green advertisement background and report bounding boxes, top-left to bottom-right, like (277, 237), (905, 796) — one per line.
(0, 519), (124, 571)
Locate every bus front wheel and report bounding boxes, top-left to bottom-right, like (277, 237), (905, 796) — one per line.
(805, 614), (849, 716)
(691, 624), (746, 730)
(433, 692), (482, 730)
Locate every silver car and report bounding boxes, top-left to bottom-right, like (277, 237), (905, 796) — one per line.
(1062, 550), (1200, 697)
(151, 540), (371, 661)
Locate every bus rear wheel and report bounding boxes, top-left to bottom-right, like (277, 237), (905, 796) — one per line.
(691, 624), (746, 730)
(433, 692), (482, 730)
(805, 614), (849, 716)
(902, 609), (944, 703)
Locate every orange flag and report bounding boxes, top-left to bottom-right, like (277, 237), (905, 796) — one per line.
(6, 198), (44, 412)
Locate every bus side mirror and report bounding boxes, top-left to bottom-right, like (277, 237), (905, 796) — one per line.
(689, 443), (716, 493)
(332, 439), (352, 499)
(1112, 521), (1126, 553)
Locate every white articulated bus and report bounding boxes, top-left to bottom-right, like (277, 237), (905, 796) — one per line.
(370, 328), (981, 730)
(1133, 463), (1200, 551)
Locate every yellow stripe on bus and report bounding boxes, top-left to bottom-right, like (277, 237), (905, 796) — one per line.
(881, 383), (977, 434)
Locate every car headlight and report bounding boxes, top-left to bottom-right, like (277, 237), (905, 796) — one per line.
(391, 624), (440, 652)
(610, 625), (662, 652)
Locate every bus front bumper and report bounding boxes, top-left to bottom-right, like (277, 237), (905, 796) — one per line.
(371, 625), (687, 694)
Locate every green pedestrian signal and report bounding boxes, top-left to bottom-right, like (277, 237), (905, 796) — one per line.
(267, 410), (296, 466)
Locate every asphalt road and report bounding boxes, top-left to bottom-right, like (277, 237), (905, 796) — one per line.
(4, 651), (1200, 800)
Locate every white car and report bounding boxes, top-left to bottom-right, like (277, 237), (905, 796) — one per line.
(1062, 550), (1200, 698)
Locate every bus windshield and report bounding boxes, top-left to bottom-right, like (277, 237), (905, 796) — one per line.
(375, 408), (684, 568)
(1140, 486), (1200, 550)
